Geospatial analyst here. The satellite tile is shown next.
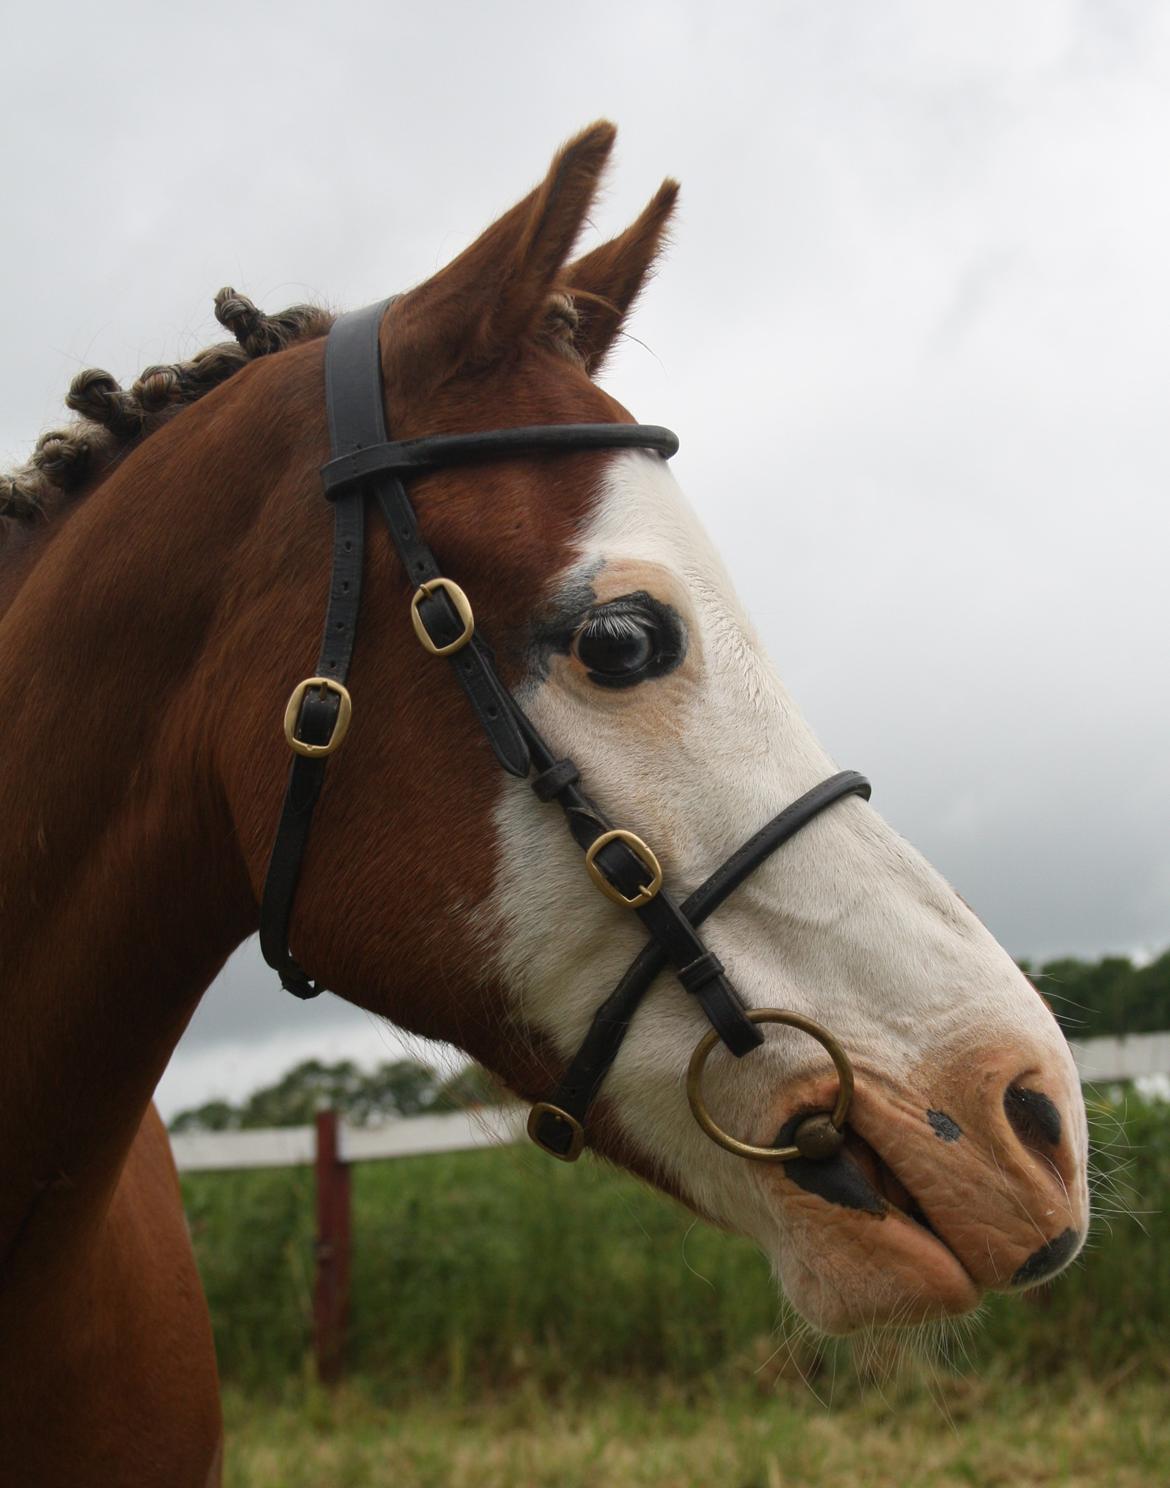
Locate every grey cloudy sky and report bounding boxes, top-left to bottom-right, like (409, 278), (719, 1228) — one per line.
(4, 1), (1167, 1116)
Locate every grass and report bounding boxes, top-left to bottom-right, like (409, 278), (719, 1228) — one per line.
(221, 1374), (1170, 1487)
(181, 1093), (1168, 1394)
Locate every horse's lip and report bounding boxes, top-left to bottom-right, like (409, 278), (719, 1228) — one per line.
(838, 1120), (981, 1293)
(763, 1118), (983, 1331)
(772, 1109), (980, 1293)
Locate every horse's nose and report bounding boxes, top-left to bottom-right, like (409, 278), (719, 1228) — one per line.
(826, 1040), (1090, 1294)
(994, 1078), (1085, 1287)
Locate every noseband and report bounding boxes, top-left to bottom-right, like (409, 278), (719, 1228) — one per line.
(259, 301), (871, 1165)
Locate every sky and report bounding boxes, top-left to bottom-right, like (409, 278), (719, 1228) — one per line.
(3, 1), (1167, 1118)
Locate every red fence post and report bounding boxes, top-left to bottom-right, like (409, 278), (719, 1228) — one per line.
(314, 1108), (351, 1383)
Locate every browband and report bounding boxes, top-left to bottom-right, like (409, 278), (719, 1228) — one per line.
(321, 425), (680, 496)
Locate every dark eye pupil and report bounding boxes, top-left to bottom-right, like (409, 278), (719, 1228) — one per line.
(574, 612), (655, 676)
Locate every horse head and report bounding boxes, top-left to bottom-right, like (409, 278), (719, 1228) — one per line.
(3, 122), (1088, 1340)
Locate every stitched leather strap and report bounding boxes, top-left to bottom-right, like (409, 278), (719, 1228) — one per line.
(531, 771), (872, 1157)
(321, 424), (679, 494)
(258, 305), (390, 997)
(371, 477), (529, 776)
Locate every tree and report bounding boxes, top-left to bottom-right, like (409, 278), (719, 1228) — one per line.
(348, 1061), (443, 1123)
(167, 1057), (448, 1132)
(168, 1099), (239, 1134)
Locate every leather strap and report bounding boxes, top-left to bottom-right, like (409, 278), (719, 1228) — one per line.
(531, 771), (872, 1157)
(371, 476), (529, 777)
(258, 305), (390, 997)
(321, 424), (680, 495)
(499, 713), (767, 1064)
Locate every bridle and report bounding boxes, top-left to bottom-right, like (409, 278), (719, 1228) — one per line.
(259, 300), (872, 1166)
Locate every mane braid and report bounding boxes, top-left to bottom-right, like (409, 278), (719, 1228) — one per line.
(0, 289), (333, 531)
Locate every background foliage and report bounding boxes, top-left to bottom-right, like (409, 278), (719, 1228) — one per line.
(169, 1059), (502, 1133)
(1024, 950), (1170, 1039)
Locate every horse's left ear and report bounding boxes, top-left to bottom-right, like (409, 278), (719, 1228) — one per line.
(383, 122), (616, 396)
(564, 178), (680, 375)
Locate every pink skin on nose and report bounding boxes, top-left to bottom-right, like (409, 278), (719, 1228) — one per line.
(751, 1040), (1087, 1334)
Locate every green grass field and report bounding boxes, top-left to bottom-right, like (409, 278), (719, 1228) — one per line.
(181, 1093), (1167, 1484)
(221, 1376), (1170, 1487)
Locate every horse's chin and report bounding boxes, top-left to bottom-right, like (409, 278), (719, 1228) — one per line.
(772, 1203), (982, 1336)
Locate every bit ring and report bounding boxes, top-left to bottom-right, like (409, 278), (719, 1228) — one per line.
(686, 1009), (854, 1162)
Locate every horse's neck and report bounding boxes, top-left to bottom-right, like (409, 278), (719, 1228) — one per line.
(0, 431), (257, 1272)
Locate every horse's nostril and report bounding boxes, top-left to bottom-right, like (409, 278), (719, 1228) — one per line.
(1004, 1084), (1062, 1149)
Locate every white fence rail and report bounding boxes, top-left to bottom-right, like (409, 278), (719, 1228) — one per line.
(171, 1104), (526, 1173)
(1070, 1031), (1170, 1084)
(170, 1032), (1168, 1174)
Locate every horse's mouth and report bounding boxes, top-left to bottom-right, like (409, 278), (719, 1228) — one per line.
(839, 1128), (945, 1241)
(773, 1111), (944, 1235)
(767, 1113), (981, 1331)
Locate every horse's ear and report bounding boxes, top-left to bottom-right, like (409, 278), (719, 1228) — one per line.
(384, 122), (616, 391)
(564, 179), (679, 375)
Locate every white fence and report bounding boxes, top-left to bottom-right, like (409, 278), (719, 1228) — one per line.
(171, 1104), (526, 1172)
(169, 1032), (1168, 1174)
(1070, 1031), (1170, 1084)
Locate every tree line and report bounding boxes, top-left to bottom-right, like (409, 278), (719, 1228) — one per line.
(1023, 948), (1170, 1040)
(168, 1058), (505, 1133)
(169, 949), (1169, 1132)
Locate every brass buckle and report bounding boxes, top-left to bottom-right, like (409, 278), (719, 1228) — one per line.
(584, 829), (663, 909)
(686, 1009), (854, 1162)
(283, 677), (353, 759)
(527, 1102), (586, 1162)
(411, 577), (475, 657)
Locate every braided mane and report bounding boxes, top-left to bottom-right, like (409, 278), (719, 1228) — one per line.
(0, 289), (333, 529)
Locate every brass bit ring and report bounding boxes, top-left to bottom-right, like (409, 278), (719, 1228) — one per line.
(686, 1009), (854, 1162)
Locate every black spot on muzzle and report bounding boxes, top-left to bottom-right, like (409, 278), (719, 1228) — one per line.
(927, 1109), (962, 1142)
(1011, 1227), (1082, 1287)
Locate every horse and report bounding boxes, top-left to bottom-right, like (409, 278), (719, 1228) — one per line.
(0, 122), (1088, 1486)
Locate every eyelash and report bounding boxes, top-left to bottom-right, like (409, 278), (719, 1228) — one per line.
(569, 592), (685, 689)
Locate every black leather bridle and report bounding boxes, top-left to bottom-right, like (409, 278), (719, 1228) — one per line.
(260, 301), (871, 1165)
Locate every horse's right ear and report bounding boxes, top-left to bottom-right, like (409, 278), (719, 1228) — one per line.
(383, 123), (617, 394)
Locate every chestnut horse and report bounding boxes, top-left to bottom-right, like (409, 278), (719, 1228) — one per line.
(0, 124), (1088, 1485)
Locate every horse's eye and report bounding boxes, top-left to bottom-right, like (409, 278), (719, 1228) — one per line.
(570, 594), (684, 688)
